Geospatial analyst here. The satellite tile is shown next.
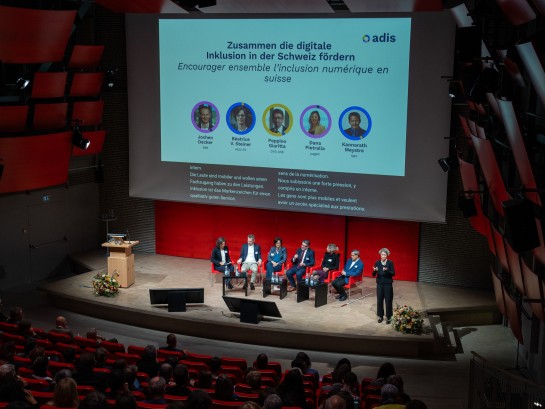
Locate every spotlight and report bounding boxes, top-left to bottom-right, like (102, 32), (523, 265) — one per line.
(438, 157), (459, 172)
(72, 126), (90, 150)
(15, 77), (29, 90)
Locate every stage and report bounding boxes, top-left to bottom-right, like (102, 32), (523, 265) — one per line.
(40, 251), (500, 359)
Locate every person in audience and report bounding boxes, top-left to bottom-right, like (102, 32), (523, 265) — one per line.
(164, 355), (179, 372)
(136, 345), (160, 379)
(245, 370), (262, 394)
(105, 369), (128, 399)
(50, 316), (74, 341)
(7, 307), (24, 325)
(158, 362), (174, 385)
(265, 237), (287, 282)
(124, 365), (141, 391)
(144, 376), (167, 404)
(53, 377), (79, 408)
(0, 363), (38, 405)
(51, 369), (74, 392)
(209, 356), (222, 380)
(373, 363), (396, 386)
(73, 351), (109, 392)
(376, 384), (404, 409)
(159, 333), (185, 356)
(295, 352), (319, 386)
(387, 375), (410, 404)
(311, 243), (340, 284)
(186, 389), (211, 409)
(0, 298), (8, 322)
(237, 233), (263, 291)
(373, 248), (396, 324)
(339, 372), (359, 405)
(239, 402), (261, 409)
(322, 395), (346, 409)
(331, 250), (364, 302)
(63, 348), (77, 365)
(17, 320), (36, 341)
(6, 402), (33, 409)
(211, 237), (235, 290)
(165, 364), (191, 397)
(405, 399), (427, 409)
(86, 328), (106, 344)
(214, 374), (238, 401)
(258, 386), (278, 407)
(0, 342), (16, 366)
(93, 348), (110, 369)
(191, 370), (212, 389)
(286, 240), (315, 291)
(115, 391), (137, 409)
(28, 346), (45, 363)
(263, 393), (283, 409)
(277, 368), (306, 409)
(321, 363), (351, 397)
(80, 391), (109, 409)
(254, 353), (269, 370)
(31, 355), (53, 384)
(166, 401), (186, 409)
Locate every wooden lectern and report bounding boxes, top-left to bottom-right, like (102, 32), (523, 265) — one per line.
(101, 240), (139, 288)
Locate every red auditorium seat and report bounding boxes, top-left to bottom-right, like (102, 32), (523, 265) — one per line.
(220, 357), (247, 371)
(48, 331), (72, 344)
(99, 340), (125, 354)
(185, 352), (212, 364)
(211, 400), (241, 409)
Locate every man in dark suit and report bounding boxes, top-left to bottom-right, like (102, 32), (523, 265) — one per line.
(270, 108), (287, 135)
(49, 315), (74, 341)
(286, 240), (315, 290)
(343, 111), (366, 138)
(237, 234), (262, 291)
(331, 250), (364, 301)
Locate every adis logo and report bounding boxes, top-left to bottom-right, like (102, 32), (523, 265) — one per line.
(362, 33), (396, 43)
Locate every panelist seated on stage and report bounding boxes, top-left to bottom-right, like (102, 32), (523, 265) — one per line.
(331, 250), (364, 302)
(236, 233), (263, 291)
(311, 243), (340, 284)
(211, 236), (235, 289)
(265, 236), (287, 281)
(286, 240), (315, 291)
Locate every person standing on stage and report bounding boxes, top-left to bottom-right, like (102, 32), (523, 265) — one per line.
(237, 234), (263, 291)
(286, 240), (315, 291)
(211, 237), (235, 290)
(373, 248), (396, 324)
(331, 250), (364, 302)
(265, 237), (287, 281)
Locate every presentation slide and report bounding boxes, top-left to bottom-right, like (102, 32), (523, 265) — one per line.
(126, 13), (455, 222)
(159, 18), (410, 177)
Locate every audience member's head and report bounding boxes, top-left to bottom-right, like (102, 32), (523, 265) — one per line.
(143, 345), (157, 360)
(255, 353), (268, 370)
(258, 387), (277, 407)
(239, 402), (261, 409)
(0, 363), (17, 384)
(195, 370), (213, 389)
(32, 355), (50, 377)
(56, 316), (68, 328)
(165, 355), (179, 369)
(376, 362), (396, 381)
(28, 346), (45, 363)
(148, 376), (166, 399)
(115, 392), (137, 409)
(380, 384), (399, 404)
(405, 399), (428, 409)
(246, 370), (262, 390)
(76, 351), (96, 373)
(323, 395), (346, 409)
(158, 363), (173, 382)
(112, 359), (127, 371)
(80, 391), (109, 409)
(124, 365), (138, 389)
(63, 347), (77, 364)
(331, 363), (351, 384)
(186, 390), (211, 409)
(8, 307), (23, 324)
(334, 358), (351, 372)
(94, 348), (108, 365)
(0, 342), (16, 363)
(173, 364), (189, 387)
(214, 374), (235, 401)
(17, 320), (33, 336)
(108, 369), (126, 393)
(295, 352), (312, 370)
(53, 377), (79, 408)
(291, 359), (307, 373)
(263, 393), (282, 409)
(209, 356), (221, 374)
(54, 369), (73, 383)
(166, 333), (178, 348)
(342, 371), (359, 395)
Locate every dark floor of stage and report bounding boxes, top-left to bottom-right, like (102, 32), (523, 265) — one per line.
(40, 250), (499, 358)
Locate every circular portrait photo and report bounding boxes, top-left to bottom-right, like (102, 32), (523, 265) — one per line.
(300, 105), (332, 138)
(191, 102), (220, 133)
(226, 103), (256, 135)
(339, 107), (372, 141)
(263, 104), (293, 137)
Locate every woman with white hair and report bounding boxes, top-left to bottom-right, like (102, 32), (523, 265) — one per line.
(372, 248), (396, 324)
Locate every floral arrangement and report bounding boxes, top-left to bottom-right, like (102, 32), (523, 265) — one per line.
(392, 305), (424, 334)
(92, 272), (120, 297)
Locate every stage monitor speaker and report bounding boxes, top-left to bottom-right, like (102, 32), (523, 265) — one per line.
(458, 196), (477, 218)
(222, 296), (282, 324)
(502, 198), (539, 253)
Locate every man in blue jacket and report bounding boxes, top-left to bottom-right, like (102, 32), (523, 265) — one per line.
(286, 240), (315, 291)
(331, 250), (364, 301)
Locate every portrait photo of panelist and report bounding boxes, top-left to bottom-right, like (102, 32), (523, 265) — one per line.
(192, 102), (219, 133)
(300, 105), (332, 138)
(340, 107), (372, 141)
(269, 108), (289, 135)
(227, 103), (255, 135)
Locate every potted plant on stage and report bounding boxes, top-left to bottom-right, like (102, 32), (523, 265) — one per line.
(92, 271), (120, 297)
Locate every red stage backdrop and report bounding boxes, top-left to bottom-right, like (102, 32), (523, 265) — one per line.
(155, 201), (419, 281)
